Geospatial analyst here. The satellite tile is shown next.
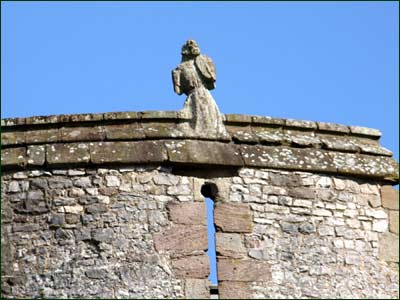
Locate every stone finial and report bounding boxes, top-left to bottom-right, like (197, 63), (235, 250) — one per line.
(172, 39), (228, 139)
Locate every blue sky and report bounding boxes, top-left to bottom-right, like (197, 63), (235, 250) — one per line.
(2, 1), (398, 284)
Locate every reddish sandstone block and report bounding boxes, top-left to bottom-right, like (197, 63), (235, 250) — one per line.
(153, 225), (208, 253)
(171, 255), (209, 278)
(217, 258), (271, 281)
(381, 186), (399, 210)
(218, 281), (252, 299)
(214, 203), (252, 233)
(216, 232), (246, 258)
(184, 279), (210, 299)
(389, 211), (399, 234)
(167, 202), (206, 225)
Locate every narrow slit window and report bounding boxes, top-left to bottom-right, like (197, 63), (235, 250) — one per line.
(201, 183), (219, 287)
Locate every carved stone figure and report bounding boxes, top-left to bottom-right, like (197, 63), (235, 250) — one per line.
(172, 39), (228, 138)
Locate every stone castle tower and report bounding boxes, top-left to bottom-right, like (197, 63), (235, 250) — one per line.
(1, 40), (399, 299)
(1, 110), (398, 298)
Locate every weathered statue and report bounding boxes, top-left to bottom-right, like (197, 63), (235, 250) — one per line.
(172, 39), (228, 138)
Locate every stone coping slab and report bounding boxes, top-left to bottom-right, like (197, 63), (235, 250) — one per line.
(1, 139), (398, 183)
(2, 111), (390, 155)
(2, 111), (381, 137)
(1, 111), (396, 182)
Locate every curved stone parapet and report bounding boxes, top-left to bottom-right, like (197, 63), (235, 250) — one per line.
(1, 111), (398, 183)
(1, 110), (399, 299)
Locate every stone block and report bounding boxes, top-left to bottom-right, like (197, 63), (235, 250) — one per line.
(1, 147), (26, 167)
(103, 111), (140, 120)
(379, 232), (399, 262)
(69, 113), (103, 122)
(289, 188), (315, 199)
(240, 145), (336, 173)
(46, 143), (90, 165)
(85, 204), (108, 214)
(366, 194), (381, 208)
(85, 268), (108, 279)
(142, 122), (184, 139)
(282, 129), (321, 147)
(317, 122), (349, 133)
(141, 110), (178, 119)
(252, 127), (284, 143)
(90, 141), (167, 164)
(286, 118), (317, 129)
(389, 211), (399, 234)
(153, 225), (208, 253)
(251, 115), (285, 126)
(184, 279), (210, 299)
(25, 129), (58, 144)
(281, 222), (298, 234)
(2, 131), (25, 145)
(217, 258), (271, 281)
(218, 281), (252, 299)
(171, 255), (209, 278)
(153, 173), (180, 185)
(372, 219), (388, 232)
(30, 114), (58, 124)
(214, 203), (252, 233)
(165, 140), (243, 167)
(92, 228), (114, 242)
(224, 114), (252, 124)
(27, 145), (45, 166)
(104, 123), (145, 140)
(216, 232), (246, 258)
(60, 126), (105, 142)
(12, 223), (40, 232)
(349, 126), (381, 137)
(331, 152), (398, 181)
(381, 186), (399, 210)
(226, 125), (259, 143)
(167, 202), (206, 225)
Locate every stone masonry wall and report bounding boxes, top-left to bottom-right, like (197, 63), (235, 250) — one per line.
(1, 166), (210, 299)
(215, 168), (399, 299)
(1, 165), (398, 299)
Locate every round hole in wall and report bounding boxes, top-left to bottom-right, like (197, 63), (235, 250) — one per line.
(200, 182), (218, 200)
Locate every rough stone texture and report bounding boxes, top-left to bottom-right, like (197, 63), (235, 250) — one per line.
(216, 232), (247, 258)
(171, 255), (210, 278)
(1, 109), (399, 299)
(90, 141), (167, 164)
(165, 140), (243, 167)
(1, 110), (398, 182)
(214, 202), (253, 233)
(217, 258), (271, 281)
(379, 232), (399, 262)
(1, 167), (212, 298)
(381, 185), (399, 210)
(167, 202), (206, 225)
(1, 147), (26, 167)
(219, 281), (252, 299)
(153, 225), (208, 253)
(184, 279), (210, 299)
(389, 211), (399, 234)
(60, 126), (105, 142)
(47, 143), (90, 165)
(222, 168), (399, 299)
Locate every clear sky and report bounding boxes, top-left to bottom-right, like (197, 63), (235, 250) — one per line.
(2, 1), (399, 284)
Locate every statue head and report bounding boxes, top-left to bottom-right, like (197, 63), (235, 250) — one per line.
(181, 39), (201, 57)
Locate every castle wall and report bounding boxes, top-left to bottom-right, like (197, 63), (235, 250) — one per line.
(1, 111), (398, 299)
(215, 168), (398, 299)
(1, 166), (210, 299)
(2, 165), (398, 298)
